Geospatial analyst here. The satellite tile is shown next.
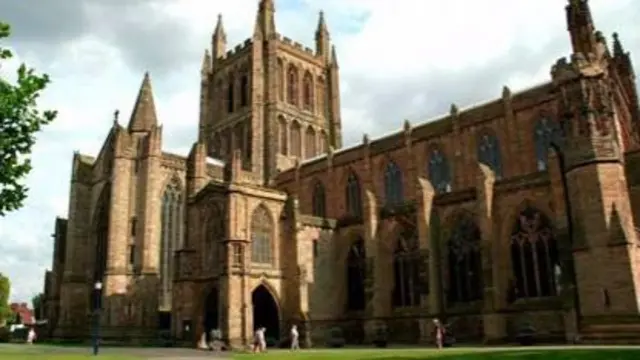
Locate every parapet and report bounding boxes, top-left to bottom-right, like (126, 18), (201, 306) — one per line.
(279, 37), (315, 56)
(219, 38), (253, 60)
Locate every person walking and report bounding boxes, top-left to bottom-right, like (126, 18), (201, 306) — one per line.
(290, 325), (300, 350)
(252, 328), (262, 353)
(258, 327), (267, 352)
(26, 327), (37, 344)
(433, 318), (444, 349)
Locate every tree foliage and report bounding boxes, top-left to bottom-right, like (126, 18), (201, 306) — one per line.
(0, 273), (10, 324)
(31, 292), (43, 320)
(0, 22), (57, 216)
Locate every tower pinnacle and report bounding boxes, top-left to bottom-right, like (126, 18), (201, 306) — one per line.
(127, 72), (157, 132)
(565, 0), (598, 56)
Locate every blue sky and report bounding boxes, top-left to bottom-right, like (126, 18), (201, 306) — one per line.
(0, 0), (638, 304)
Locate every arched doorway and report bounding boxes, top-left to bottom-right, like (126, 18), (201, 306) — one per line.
(203, 288), (219, 342)
(252, 285), (280, 343)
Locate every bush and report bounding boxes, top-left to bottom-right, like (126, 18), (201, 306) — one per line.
(326, 327), (344, 348)
(0, 327), (9, 343)
(515, 324), (536, 346)
(372, 323), (388, 348)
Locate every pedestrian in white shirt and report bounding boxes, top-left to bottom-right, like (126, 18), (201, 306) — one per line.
(290, 325), (300, 350)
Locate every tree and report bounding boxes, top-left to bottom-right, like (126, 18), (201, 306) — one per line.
(31, 293), (43, 320)
(0, 22), (57, 216)
(0, 273), (10, 325)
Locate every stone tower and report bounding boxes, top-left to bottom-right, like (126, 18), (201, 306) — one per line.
(197, 0), (343, 185)
(552, 0), (640, 319)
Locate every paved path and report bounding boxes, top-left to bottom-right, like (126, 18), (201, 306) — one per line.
(0, 344), (231, 359)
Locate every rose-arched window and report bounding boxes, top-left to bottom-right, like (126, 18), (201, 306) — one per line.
(346, 239), (366, 311)
(160, 178), (183, 309)
(510, 206), (559, 298)
(392, 226), (421, 308)
(447, 214), (482, 304)
(428, 148), (452, 194)
(477, 133), (502, 179)
(251, 205), (273, 265)
(534, 117), (564, 171)
(384, 161), (403, 206)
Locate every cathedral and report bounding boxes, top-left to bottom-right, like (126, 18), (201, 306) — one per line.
(43, 0), (640, 346)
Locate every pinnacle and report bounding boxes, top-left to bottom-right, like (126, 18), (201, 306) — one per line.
(127, 72), (158, 132)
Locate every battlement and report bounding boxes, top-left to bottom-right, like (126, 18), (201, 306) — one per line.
(551, 51), (607, 83)
(276, 33), (315, 56)
(218, 38), (253, 61)
(275, 80), (554, 185)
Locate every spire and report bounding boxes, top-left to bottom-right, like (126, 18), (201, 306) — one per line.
(127, 72), (158, 132)
(212, 13), (227, 59)
(254, 0), (276, 39)
(330, 45), (338, 68)
(612, 32), (625, 57)
(565, 0), (597, 56)
(611, 32), (635, 77)
(201, 49), (211, 76)
(315, 11), (330, 60)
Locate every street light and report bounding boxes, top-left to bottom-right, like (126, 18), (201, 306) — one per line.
(92, 281), (103, 356)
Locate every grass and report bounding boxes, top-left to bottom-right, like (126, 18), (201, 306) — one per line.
(1, 345), (639, 359)
(232, 347), (640, 360)
(0, 344), (142, 360)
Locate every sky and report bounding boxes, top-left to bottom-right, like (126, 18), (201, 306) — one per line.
(0, 0), (638, 304)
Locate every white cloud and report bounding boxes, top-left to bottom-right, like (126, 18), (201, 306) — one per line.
(0, 0), (638, 304)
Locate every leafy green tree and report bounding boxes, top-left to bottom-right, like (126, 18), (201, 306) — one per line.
(31, 293), (43, 320)
(0, 273), (11, 325)
(0, 22), (57, 216)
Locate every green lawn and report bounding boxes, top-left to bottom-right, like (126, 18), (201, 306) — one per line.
(0, 345), (141, 360)
(232, 348), (640, 360)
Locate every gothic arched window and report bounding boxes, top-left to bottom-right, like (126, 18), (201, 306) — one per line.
(94, 184), (111, 283)
(534, 117), (564, 171)
(240, 73), (249, 107)
(318, 131), (327, 153)
(346, 239), (366, 311)
(316, 76), (324, 114)
(447, 214), (482, 304)
(428, 148), (452, 194)
(392, 226), (421, 308)
(290, 121), (302, 157)
(510, 206), (558, 299)
(277, 59), (284, 101)
(384, 160), (404, 206)
(302, 72), (314, 111)
(278, 116), (287, 155)
(287, 66), (299, 106)
(227, 75), (235, 113)
(305, 127), (316, 158)
(251, 205), (273, 264)
(160, 178), (183, 310)
(477, 132), (502, 179)
(203, 204), (224, 273)
(312, 181), (326, 217)
(345, 172), (362, 217)
(234, 122), (244, 152)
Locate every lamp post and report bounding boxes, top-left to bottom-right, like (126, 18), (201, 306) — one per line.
(92, 281), (103, 356)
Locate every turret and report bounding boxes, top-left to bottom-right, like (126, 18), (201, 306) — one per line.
(254, 0), (276, 40)
(565, 0), (597, 57)
(315, 11), (330, 62)
(212, 14), (227, 60)
(199, 50), (212, 142)
(187, 141), (207, 195)
(127, 73), (158, 133)
(327, 45), (342, 148)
